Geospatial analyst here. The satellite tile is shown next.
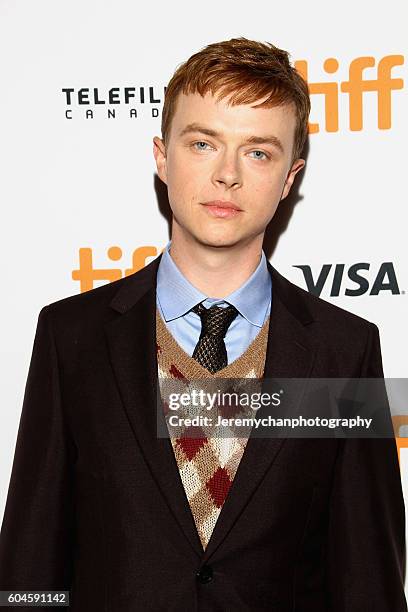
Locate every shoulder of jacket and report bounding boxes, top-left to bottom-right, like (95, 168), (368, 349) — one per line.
(270, 264), (377, 334)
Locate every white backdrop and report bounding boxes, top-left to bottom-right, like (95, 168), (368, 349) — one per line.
(1, 0), (407, 584)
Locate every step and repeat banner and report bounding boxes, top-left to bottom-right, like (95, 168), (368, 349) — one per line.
(1, 0), (407, 585)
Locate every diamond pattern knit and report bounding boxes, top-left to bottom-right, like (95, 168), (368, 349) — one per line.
(156, 308), (270, 550)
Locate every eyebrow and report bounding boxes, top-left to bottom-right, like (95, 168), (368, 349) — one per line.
(178, 122), (285, 154)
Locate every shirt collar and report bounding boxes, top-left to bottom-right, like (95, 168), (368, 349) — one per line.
(156, 241), (271, 327)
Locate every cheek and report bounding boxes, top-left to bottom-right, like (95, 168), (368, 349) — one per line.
(167, 159), (207, 205)
(166, 159), (187, 202)
(250, 172), (286, 205)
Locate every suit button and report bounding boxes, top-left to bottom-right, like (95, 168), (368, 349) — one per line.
(196, 564), (213, 584)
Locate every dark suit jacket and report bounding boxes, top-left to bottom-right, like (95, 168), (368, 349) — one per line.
(0, 255), (406, 611)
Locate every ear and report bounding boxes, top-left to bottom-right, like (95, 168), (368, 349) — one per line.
(280, 158), (305, 200)
(153, 136), (167, 184)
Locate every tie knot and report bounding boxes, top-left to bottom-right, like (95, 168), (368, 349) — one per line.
(192, 302), (238, 338)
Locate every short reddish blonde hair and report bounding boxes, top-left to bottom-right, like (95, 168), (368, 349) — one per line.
(161, 37), (311, 161)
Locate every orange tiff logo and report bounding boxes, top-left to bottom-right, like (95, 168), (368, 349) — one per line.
(295, 55), (404, 132)
(72, 245), (162, 292)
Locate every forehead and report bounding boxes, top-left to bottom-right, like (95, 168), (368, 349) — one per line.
(171, 91), (297, 142)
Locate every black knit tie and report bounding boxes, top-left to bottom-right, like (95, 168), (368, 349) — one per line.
(191, 302), (239, 373)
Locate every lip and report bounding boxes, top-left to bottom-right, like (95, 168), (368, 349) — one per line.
(200, 200), (243, 219)
(202, 200), (242, 211)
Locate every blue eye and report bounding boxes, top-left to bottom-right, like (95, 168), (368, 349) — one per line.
(193, 141), (210, 151)
(249, 150), (268, 160)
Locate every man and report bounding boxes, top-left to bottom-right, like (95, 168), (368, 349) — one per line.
(0, 38), (406, 611)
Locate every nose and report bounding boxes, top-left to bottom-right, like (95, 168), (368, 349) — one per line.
(211, 151), (242, 189)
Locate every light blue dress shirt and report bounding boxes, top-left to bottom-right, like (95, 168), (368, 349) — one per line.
(156, 242), (272, 365)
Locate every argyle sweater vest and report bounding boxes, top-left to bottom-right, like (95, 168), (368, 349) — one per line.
(156, 308), (270, 550)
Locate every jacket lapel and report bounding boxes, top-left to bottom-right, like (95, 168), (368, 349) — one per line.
(202, 263), (319, 561)
(104, 255), (204, 558)
(104, 256), (318, 562)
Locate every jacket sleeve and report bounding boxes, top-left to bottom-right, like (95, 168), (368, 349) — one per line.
(0, 306), (75, 596)
(326, 323), (407, 610)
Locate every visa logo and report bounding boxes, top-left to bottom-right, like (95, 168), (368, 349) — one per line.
(294, 262), (401, 297)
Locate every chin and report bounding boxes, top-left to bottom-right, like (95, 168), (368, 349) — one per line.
(194, 233), (244, 249)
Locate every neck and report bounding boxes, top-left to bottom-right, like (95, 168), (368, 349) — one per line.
(169, 230), (264, 298)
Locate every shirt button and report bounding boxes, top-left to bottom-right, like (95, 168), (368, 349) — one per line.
(196, 564), (213, 584)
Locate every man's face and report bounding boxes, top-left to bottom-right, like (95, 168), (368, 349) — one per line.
(153, 91), (305, 250)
